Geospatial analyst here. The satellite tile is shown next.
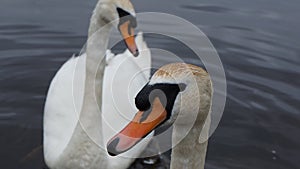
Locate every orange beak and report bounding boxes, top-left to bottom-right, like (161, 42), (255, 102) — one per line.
(107, 98), (167, 156)
(118, 20), (139, 57)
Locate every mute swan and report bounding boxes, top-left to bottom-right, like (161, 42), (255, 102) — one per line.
(44, 0), (152, 168)
(108, 63), (212, 169)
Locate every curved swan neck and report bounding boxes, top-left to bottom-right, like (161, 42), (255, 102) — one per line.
(86, 2), (112, 75)
(77, 2), (112, 152)
(88, 1), (107, 38)
(81, 0), (112, 130)
(55, 4), (113, 168)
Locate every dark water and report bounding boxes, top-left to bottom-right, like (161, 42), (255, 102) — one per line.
(1, 0), (300, 168)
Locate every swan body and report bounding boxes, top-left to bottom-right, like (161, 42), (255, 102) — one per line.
(44, 0), (152, 168)
(108, 63), (212, 169)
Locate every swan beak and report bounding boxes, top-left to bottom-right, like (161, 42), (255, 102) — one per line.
(118, 20), (139, 57)
(107, 98), (167, 156)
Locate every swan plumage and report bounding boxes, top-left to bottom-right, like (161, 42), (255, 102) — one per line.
(43, 0), (152, 168)
(44, 33), (152, 168)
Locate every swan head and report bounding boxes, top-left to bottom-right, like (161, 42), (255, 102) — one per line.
(107, 63), (212, 156)
(97, 0), (138, 56)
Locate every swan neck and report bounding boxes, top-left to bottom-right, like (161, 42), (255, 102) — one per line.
(170, 121), (208, 169)
(80, 4), (112, 143)
(86, 6), (112, 75)
(56, 6), (113, 167)
(170, 72), (212, 169)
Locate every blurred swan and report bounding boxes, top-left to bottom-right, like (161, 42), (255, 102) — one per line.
(43, 0), (151, 168)
(108, 63), (212, 169)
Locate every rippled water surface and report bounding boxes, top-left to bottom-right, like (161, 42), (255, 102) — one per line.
(1, 0), (299, 168)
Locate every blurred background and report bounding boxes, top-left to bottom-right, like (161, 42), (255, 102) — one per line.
(0, 0), (299, 168)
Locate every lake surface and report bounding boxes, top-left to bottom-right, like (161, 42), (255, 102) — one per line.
(0, 0), (299, 168)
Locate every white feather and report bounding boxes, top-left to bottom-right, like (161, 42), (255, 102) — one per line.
(43, 33), (152, 168)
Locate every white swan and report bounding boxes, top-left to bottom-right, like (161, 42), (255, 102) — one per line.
(108, 63), (212, 169)
(43, 0), (152, 168)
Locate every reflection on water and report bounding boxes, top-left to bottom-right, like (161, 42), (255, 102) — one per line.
(0, 0), (299, 168)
